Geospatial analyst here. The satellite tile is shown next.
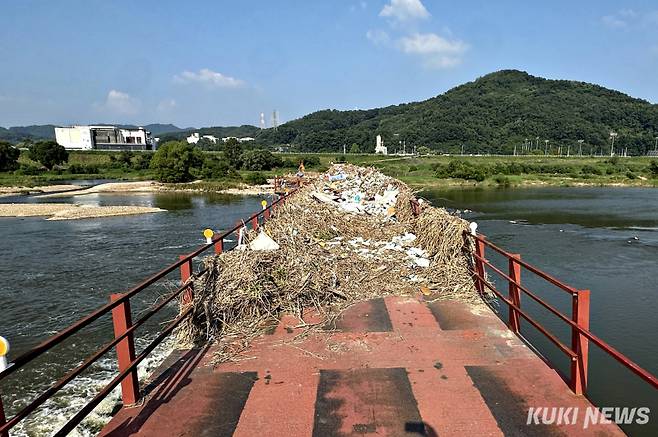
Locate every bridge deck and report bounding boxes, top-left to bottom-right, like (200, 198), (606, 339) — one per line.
(100, 295), (624, 436)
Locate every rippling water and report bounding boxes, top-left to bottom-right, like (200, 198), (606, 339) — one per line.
(423, 186), (658, 436)
(0, 189), (269, 436)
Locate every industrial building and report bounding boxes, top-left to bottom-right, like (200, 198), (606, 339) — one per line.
(54, 126), (157, 151)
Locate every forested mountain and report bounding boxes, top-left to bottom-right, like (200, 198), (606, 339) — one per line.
(255, 70), (658, 155)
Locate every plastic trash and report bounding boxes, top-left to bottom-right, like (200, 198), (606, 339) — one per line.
(249, 231), (280, 251)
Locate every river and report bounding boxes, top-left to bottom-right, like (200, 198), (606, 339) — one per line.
(1, 186), (656, 436)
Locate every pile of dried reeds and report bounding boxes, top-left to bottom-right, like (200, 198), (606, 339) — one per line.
(176, 164), (479, 358)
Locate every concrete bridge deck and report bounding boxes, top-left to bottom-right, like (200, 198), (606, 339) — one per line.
(100, 295), (624, 437)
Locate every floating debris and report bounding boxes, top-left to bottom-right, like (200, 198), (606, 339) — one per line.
(176, 164), (479, 361)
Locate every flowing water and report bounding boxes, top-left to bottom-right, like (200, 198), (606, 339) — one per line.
(1, 185), (657, 435)
(423, 186), (658, 436)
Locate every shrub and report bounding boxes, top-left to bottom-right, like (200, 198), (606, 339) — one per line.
(244, 172), (267, 185)
(407, 165), (418, 172)
(493, 175), (511, 186)
(648, 160), (658, 177)
(68, 164), (100, 174)
(241, 149), (282, 171)
(14, 164), (43, 175)
(150, 141), (204, 183)
(626, 171), (637, 180)
(132, 153), (152, 170)
(200, 157), (240, 180)
(299, 155), (321, 167)
(0, 141), (20, 171)
(29, 140), (69, 170)
(581, 165), (603, 175)
(335, 155), (347, 163)
(435, 160), (487, 182)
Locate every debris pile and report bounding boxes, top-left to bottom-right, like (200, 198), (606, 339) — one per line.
(177, 164), (478, 358)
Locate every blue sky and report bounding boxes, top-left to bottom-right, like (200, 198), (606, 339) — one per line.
(1, 0), (657, 128)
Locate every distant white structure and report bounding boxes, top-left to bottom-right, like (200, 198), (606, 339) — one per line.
(375, 134), (387, 155)
(55, 125), (156, 151)
(221, 136), (255, 143)
(186, 133), (200, 144)
(186, 133), (221, 144)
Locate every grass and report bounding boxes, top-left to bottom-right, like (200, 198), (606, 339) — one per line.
(2, 150), (658, 190)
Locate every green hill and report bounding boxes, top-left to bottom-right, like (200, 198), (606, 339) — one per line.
(255, 70), (658, 155)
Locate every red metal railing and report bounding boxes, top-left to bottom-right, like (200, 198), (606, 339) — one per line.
(464, 227), (658, 395)
(0, 191), (295, 437)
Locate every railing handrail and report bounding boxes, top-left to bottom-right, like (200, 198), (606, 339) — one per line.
(0, 189), (295, 435)
(464, 230), (658, 391)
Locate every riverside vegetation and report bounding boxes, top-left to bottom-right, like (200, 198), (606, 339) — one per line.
(3, 138), (658, 191)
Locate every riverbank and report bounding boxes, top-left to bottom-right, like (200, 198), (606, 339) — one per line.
(0, 203), (165, 220)
(1, 180), (275, 199)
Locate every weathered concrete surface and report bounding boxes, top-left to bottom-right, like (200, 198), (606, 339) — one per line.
(100, 296), (625, 437)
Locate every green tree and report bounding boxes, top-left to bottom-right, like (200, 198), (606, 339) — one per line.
(241, 149), (282, 171)
(0, 141), (20, 171)
(29, 140), (69, 170)
(150, 141), (203, 182)
(201, 157), (240, 179)
(349, 143), (360, 154)
(417, 146), (431, 155)
(223, 138), (243, 168)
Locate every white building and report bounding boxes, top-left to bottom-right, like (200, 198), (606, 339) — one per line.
(186, 133), (200, 144)
(375, 134), (387, 155)
(55, 126), (157, 151)
(186, 133), (221, 144)
(221, 136), (255, 143)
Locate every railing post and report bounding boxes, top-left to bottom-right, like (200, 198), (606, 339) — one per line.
(469, 223), (486, 296)
(508, 254), (522, 333)
(214, 237), (223, 255)
(110, 294), (139, 406)
(251, 216), (259, 232)
(179, 255), (193, 304)
(570, 289), (590, 395)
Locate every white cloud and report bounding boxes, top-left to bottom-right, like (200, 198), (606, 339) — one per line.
(398, 32), (468, 68)
(101, 90), (140, 115)
(174, 68), (244, 88)
(380, 0), (429, 22)
(157, 98), (177, 112)
(602, 14), (629, 29)
(366, 29), (390, 45)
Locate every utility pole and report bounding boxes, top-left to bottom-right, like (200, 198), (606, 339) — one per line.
(544, 139), (549, 155)
(461, 144), (465, 155)
(654, 137), (658, 151)
(514, 144), (517, 156)
(609, 131), (618, 157)
(567, 145), (570, 157)
(536, 136), (540, 150)
(578, 139), (584, 156)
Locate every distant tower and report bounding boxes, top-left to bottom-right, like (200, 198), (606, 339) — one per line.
(259, 113), (266, 130)
(272, 110), (278, 131)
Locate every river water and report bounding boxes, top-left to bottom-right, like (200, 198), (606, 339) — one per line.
(1, 186), (656, 435)
(423, 186), (658, 436)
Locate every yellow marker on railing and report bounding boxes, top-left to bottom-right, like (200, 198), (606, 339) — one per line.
(203, 229), (214, 244)
(0, 336), (9, 372)
(261, 200), (267, 210)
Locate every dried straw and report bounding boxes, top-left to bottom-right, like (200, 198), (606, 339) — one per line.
(176, 164), (479, 360)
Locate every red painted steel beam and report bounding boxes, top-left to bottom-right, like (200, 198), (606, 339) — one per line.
(0, 394), (7, 437)
(571, 290), (590, 395)
(508, 254), (522, 333)
(111, 294), (140, 406)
